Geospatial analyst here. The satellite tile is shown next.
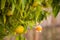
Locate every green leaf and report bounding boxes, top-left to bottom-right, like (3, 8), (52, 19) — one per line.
(0, 24), (7, 39)
(3, 15), (6, 24)
(28, 21), (35, 29)
(0, 15), (3, 24)
(53, 6), (60, 17)
(16, 35), (19, 40)
(1, 0), (6, 9)
(11, 3), (15, 14)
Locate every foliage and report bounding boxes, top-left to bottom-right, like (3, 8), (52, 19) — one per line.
(0, 0), (60, 40)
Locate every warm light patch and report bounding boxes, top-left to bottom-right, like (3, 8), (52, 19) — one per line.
(35, 25), (42, 32)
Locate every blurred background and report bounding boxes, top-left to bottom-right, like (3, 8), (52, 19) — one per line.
(1, 0), (60, 40)
(24, 12), (60, 40)
(4, 12), (60, 40)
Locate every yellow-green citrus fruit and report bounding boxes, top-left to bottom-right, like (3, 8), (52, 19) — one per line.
(7, 10), (13, 16)
(33, 2), (39, 7)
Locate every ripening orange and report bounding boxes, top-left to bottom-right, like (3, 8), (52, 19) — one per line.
(15, 25), (24, 34)
(35, 25), (42, 32)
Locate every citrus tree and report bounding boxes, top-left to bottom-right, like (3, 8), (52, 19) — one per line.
(0, 0), (60, 40)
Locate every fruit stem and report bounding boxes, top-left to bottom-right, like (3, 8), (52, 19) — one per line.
(19, 34), (21, 40)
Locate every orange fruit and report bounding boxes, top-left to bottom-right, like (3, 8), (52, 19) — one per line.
(35, 25), (42, 32)
(15, 25), (24, 34)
